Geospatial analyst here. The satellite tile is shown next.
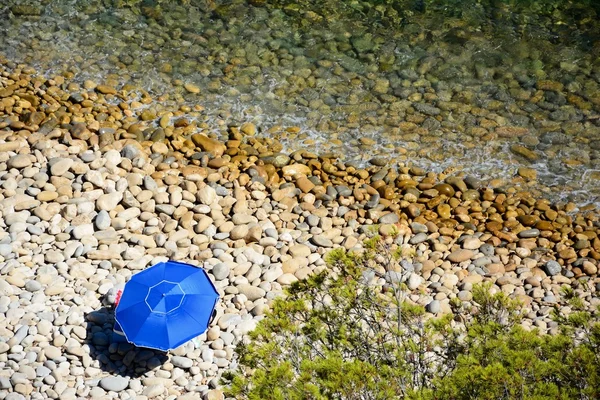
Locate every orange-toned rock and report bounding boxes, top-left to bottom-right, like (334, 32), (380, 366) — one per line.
(558, 248), (576, 259)
(377, 185), (394, 200)
(496, 126), (529, 137)
(180, 165), (208, 181)
(434, 183), (455, 197)
(535, 220), (554, 231)
(296, 177), (315, 193)
(518, 215), (539, 227)
(272, 186), (296, 201)
(240, 122), (256, 136)
(486, 221), (503, 232)
(208, 157), (228, 168)
(487, 263), (506, 274)
(282, 163), (311, 177)
(447, 249), (474, 263)
(96, 84), (117, 95)
(582, 261), (598, 275)
(191, 133), (226, 157)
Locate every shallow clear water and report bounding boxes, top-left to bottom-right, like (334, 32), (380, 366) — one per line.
(1, 0), (600, 206)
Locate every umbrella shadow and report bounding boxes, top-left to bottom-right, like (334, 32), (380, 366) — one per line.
(85, 307), (168, 378)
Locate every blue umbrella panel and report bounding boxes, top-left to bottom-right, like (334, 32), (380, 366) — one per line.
(115, 261), (219, 351)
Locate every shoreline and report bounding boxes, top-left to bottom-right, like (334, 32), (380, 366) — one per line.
(1, 59), (599, 398)
(2, 0), (600, 207)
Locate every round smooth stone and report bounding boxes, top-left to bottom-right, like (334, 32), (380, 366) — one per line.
(426, 300), (440, 314)
(544, 260), (562, 276)
(518, 229), (540, 238)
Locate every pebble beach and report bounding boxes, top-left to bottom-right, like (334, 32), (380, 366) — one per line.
(1, 1), (600, 399)
(1, 56), (599, 400)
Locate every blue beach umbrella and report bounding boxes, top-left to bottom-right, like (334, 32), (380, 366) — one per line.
(115, 261), (219, 351)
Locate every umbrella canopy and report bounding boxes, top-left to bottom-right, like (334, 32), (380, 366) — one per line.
(115, 261), (219, 351)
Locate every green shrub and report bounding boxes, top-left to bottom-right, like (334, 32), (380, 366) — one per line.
(224, 236), (600, 399)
